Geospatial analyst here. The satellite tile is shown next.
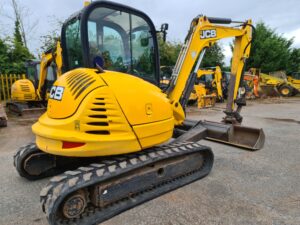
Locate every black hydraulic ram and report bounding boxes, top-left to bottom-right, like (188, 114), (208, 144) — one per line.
(206, 16), (245, 24)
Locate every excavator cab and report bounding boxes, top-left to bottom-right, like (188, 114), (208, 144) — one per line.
(25, 60), (57, 98)
(61, 1), (160, 85)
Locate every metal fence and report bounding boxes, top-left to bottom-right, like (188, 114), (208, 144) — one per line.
(0, 74), (26, 101)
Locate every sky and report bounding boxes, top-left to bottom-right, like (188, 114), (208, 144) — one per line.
(0, 0), (300, 65)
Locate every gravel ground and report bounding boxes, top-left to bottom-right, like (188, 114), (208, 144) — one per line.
(0, 97), (299, 225)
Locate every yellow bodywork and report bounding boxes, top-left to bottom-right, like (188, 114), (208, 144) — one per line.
(11, 79), (37, 101)
(287, 76), (300, 90)
(11, 41), (63, 103)
(250, 68), (300, 96)
(32, 16), (253, 157)
(168, 17), (252, 123)
(33, 69), (174, 157)
(189, 84), (216, 108)
(189, 66), (222, 108)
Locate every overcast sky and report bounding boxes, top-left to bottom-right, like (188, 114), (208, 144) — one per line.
(1, 0), (300, 65)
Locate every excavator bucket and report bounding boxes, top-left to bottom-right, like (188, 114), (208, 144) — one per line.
(174, 120), (265, 151)
(200, 121), (265, 150)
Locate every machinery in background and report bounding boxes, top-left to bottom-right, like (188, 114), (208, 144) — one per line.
(287, 72), (300, 93)
(0, 103), (7, 127)
(189, 66), (224, 108)
(160, 65), (174, 89)
(263, 70), (299, 97)
(13, 2), (265, 225)
(248, 68), (300, 97)
(7, 41), (62, 115)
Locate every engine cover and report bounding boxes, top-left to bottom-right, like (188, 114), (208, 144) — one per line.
(33, 68), (174, 156)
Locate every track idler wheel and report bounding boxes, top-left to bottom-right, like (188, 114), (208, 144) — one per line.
(13, 143), (56, 180)
(62, 190), (87, 219)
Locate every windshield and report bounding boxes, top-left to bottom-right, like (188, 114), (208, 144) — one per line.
(65, 19), (83, 70)
(87, 7), (156, 82)
(26, 64), (37, 82)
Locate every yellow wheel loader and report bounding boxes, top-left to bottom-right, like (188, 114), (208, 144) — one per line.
(13, 2), (265, 224)
(287, 72), (300, 94)
(7, 42), (63, 115)
(250, 68), (300, 97)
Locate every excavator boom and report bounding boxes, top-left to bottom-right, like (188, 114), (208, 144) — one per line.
(167, 16), (253, 124)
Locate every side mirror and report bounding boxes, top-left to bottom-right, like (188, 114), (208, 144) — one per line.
(160, 23), (169, 42)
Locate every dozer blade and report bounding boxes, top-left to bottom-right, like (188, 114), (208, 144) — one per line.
(174, 120), (265, 150)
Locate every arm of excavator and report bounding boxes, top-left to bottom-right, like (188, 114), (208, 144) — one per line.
(168, 16), (264, 150)
(36, 41), (63, 100)
(166, 16), (252, 125)
(214, 66), (223, 100)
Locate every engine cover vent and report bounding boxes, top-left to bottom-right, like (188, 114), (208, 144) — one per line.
(65, 72), (96, 99)
(20, 84), (30, 92)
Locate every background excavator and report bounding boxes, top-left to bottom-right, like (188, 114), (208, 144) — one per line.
(189, 66), (224, 108)
(7, 42), (62, 115)
(13, 1), (265, 225)
(161, 66), (225, 108)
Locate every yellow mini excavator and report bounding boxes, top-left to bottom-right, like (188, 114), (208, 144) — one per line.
(14, 2), (265, 225)
(189, 66), (224, 108)
(7, 41), (63, 115)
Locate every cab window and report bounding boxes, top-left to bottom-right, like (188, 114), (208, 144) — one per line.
(87, 7), (156, 83)
(26, 65), (37, 82)
(65, 19), (83, 69)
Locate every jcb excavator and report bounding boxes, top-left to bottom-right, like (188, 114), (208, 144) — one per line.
(189, 66), (224, 108)
(13, 2), (265, 225)
(7, 41), (63, 115)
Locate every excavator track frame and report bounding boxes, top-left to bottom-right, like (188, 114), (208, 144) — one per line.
(39, 142), (213, 225)
(13, 143), (111, 180)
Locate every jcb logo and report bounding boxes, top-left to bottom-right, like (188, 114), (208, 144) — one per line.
(50, 86), (64, 101)
(200, 29), (217, 39)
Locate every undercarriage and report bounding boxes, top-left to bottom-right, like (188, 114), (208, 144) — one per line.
(14, 118), (264, 225)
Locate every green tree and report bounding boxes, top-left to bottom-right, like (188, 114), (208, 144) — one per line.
(158, 36), (182, 66)
(0, 38), (10, 73)
(201, 43), (225, 68)
(287, 48), (300, 74)
(6, 18), (33, 74)
(39, 17), (62, 55)
(247, 22), (293, 73)
(158, 36), (224, 69)
(14, 20), (23, 44)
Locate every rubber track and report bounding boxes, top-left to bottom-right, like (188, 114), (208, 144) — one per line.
(14, 143), (68, 180)
(40, 142), (214, 225)
(13, 143), (42, 180)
